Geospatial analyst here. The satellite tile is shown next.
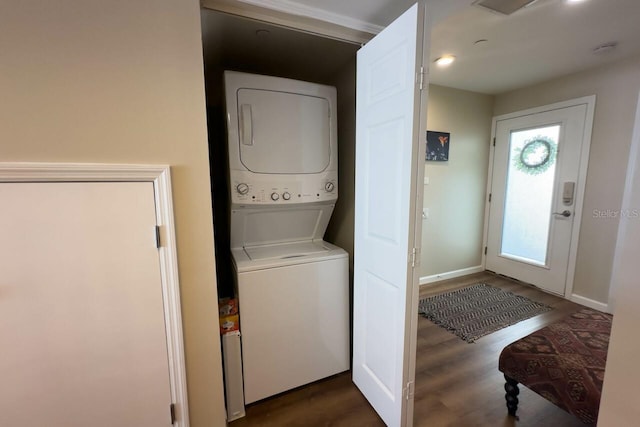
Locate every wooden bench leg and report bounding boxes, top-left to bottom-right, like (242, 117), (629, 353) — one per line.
(504, 375), (520, 418)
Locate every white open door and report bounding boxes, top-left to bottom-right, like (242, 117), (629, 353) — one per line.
(352, 2), (429, 426)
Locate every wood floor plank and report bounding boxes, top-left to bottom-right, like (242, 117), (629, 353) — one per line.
(230, 272), (591, 426)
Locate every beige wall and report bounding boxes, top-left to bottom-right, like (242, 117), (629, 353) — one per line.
(0, 1), (226, 426)
(494, 55), (640, 304)
(598, 91), (640, 425)
(420, 85), (494, 277)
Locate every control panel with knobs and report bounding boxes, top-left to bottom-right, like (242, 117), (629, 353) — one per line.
(236, 183), (250, 195)
(230, 175), (338, 204)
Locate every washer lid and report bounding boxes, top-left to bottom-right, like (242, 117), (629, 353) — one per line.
(244, 241), (329, 261)
(231, 240), (348, 272)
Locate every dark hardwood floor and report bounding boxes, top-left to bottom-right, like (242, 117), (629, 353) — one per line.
(230, 272), (588, 426)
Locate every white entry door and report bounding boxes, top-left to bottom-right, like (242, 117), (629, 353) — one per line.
(352, 2), (428, 426)
(0, 182), (174, 427)
(486, 97), (595, 295)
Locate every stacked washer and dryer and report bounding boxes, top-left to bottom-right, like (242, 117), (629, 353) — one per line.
(223, 71), (350, 409)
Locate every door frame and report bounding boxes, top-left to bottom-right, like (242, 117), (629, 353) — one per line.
(0, 162), (190, 427)
(481, 96), (596, 301)
(406, 1), (431, 422)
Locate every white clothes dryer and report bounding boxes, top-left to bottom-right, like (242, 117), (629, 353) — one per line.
(224, 71), (350, 404)
(225, 71), (339, 208)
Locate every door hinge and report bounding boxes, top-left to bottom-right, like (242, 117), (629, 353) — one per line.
(484, 246), (488, 255)
(418, 66), (425, 90)
(155, 225), (161, 249)
(488, 193), (492, 203)
(403, 381), (415, 400)
(170, 403), (176, 424)
(410, 247), (421, 267)
(493, 137), (496, 147)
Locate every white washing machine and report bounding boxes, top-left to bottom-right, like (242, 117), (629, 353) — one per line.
(231, 241), (349, 404)
(224, 71), (350, 405)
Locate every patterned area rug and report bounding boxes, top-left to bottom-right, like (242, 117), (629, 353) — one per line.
(418, 283), (552, 343)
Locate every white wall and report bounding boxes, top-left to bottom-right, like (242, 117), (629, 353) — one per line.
(494, 55), (640, 305)
(0, 1), (226, 425)
(598, 92), (640, 425)
(420, 85), (494, 278)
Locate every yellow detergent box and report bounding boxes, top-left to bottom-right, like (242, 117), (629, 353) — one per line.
(220, 314), (239, 335)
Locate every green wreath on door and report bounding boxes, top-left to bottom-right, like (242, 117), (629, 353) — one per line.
(512, 136), (557, 175)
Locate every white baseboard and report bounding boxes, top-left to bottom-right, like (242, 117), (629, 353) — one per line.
(570, 294), (611, 313)
(420, 265), (484, 285)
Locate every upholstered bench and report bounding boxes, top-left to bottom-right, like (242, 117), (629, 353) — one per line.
(498, 308), (612, 425)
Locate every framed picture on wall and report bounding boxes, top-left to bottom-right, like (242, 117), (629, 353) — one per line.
(426, 131), (450, 161)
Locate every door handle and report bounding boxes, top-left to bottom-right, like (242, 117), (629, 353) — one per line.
(240, 104), (253, 146)
(553, 210), (572, 218)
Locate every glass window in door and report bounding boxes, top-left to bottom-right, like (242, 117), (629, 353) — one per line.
(500, 125), (560, 266)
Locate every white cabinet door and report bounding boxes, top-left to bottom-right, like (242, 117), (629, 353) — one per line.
(0, 182), (173, 427)
(352, 2), (428, 426)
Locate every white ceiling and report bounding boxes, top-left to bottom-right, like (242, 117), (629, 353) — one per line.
(430, 0), (640, 93)
(233, 0), (640, 94)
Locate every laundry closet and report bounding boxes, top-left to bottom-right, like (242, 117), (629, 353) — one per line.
(201, 9), (359, 293)
(200, 7), (360, 419)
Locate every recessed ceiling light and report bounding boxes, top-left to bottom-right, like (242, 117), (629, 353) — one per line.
(567, 0), (587, 3)
(435, 55), (456, 67)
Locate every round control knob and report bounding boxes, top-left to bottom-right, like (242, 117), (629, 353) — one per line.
(270, 192), (280, 201)
(325, 182), (335, 192)
(236, 183), (249, 195)
(282, 192), (291, 201)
